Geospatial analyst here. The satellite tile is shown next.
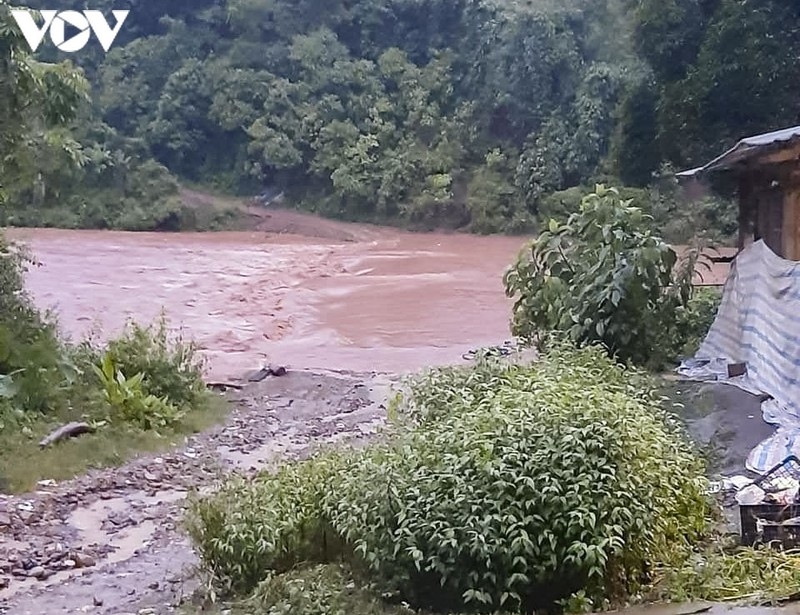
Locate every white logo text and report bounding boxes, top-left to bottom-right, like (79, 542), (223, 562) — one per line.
(11, 9), (130, 53)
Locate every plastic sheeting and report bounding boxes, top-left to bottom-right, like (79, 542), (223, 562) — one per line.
(678, 240), (800, 473)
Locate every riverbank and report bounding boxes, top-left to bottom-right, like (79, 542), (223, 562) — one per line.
(0, 368), (393, 614)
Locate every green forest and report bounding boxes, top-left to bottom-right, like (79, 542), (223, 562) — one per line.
(1, 0), (798, 235)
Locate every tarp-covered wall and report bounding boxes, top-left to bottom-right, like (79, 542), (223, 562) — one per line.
(679, 240), (800, 473)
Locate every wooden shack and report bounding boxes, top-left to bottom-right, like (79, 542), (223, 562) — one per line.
(677, 126), (800, 261)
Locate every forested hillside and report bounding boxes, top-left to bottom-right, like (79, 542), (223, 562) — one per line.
(2, 0), (799, 234)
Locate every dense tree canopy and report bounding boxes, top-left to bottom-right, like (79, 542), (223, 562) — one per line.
(0, 1), (87, 203)
(618, 0), (800, 172)
(1, 0), (797, 233)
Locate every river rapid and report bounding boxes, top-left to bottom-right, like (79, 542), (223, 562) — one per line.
(8, 223), (527, 379)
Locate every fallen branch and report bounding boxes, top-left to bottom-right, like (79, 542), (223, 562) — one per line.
(206, 381), (245, 390)
(39, 422), (93, 449)
(246, 365), (288, 383)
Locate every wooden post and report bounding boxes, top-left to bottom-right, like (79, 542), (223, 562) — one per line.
(786, 180), (800, 261)
(738, 174), (756, 251)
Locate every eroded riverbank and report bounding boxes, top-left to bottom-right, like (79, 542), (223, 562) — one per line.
(0, 369), (393, 614)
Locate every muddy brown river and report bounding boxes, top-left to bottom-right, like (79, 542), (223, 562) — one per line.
(8, 224), (527, 379)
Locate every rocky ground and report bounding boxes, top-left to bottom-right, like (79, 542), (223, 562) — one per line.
(0, 359), (780, 615)
(0, 368), (395, 615)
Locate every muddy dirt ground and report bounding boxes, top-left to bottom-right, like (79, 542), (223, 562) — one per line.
(0, 369), (394, 614)
(673, 381), (775, 478)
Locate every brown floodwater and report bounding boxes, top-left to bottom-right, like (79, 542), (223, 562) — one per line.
(7, 225), (528, 379)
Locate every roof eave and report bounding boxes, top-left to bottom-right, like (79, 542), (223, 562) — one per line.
(676, 125), (800, 179)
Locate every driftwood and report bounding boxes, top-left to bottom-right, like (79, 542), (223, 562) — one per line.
(246, 365), (288, 383)
(206, 381), (245, 391)
(206, 366), (289, 391)
(39, 422), (93, 449)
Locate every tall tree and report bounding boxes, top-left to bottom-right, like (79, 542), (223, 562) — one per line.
(0, 2), (88, 204)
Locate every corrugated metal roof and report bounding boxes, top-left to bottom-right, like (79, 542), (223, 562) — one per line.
(740, 125), (800, 147)
(677, 125), (800, 178)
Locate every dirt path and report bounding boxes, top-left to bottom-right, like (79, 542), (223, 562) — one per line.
(179, 187), (387, 242)
(0, 369), (394, 614)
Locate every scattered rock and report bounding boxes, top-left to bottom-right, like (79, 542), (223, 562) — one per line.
(206, 381), (244, 391)
(0, 511), (11, 526)
(108, 512), (134, 527)
(46, 550), (68, 565)
(0, 576), (9, 589)
(269, 365), (287, 377)
(247, 366), (272, 382)
(246, 364), (287, 382)
(27, 566), (46, 579)
(73, 552), (96, 569)
(93, 595), (104, 607)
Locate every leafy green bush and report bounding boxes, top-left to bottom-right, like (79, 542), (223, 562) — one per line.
(247, 564), (399, 615)
(188, 346), (710, 613)
(103, 315), (205, 408)
(0, 236), (66, 430)
(325, 346), (709, 612)
(673, 288), (721, 358)
(93, 353), (183, 430)
(186, 453), (346, 596)
(505, 185), (699, 368)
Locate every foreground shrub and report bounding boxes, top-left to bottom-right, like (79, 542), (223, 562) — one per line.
(247, 564), (400, 615)
(652, 546), (800, 605)
(504, 185), (700, 368)
(0, 236), (65, 430)
(103, 315), (206, 408)
(189, 346), (710, 613)
(186, 453), (346, 596)
(325, 346), (709, 612)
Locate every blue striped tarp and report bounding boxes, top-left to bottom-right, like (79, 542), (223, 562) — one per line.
(685, 240), (800, 473)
